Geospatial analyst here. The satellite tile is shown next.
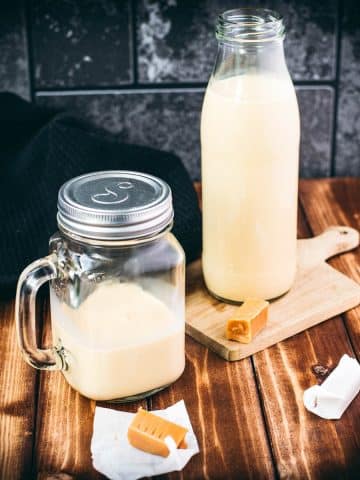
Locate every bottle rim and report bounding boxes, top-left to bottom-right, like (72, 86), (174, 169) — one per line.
(216, 8), (285, 43)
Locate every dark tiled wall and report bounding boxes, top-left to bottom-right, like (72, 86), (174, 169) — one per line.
(1, 0), (359, 179)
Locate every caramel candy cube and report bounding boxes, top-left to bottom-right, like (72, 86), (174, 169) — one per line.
(226, 299), (269, 343)
(127, 408), (188, 457)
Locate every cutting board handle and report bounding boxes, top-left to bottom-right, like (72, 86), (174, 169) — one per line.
(297, 226), (359, 269)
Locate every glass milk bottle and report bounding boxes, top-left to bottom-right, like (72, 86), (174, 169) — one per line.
(201, 8), (300, 302)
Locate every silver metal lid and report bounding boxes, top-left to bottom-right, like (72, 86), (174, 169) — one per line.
(57, 171), (173, 240)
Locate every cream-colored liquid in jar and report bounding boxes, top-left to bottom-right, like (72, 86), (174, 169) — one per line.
(201, 74), (300, 301)
(50, 283), (185, 401)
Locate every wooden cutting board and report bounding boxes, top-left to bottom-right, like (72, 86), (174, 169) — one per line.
(186, 226), (360, 361)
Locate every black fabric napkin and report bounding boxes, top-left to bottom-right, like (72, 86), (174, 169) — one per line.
(0, 92), (201, 299)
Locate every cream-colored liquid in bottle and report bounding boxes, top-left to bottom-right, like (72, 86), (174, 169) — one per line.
(50, 283), (185, 401)
(201, 74), (300, 301)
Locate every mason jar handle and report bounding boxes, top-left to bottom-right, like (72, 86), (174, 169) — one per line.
(15, 253), (66, 371)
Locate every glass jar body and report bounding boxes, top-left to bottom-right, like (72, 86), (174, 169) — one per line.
(201, 17), (300, 301)
(49, 229), (185, 402)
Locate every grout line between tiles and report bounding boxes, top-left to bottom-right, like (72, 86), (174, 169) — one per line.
(24, 0), (35, 102)
(34, 81), (336, 97)
(330, 0), (344, 177)
(35, 87), (206, 96)
(130, 0), (138, 85)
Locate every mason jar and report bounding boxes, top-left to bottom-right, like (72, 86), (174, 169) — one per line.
(15, 171), (185, 402)
(201, 8), (300, 302)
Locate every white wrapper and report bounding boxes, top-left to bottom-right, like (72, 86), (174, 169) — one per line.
(91, 400), (199, 480)
(303, 354), (360, 419)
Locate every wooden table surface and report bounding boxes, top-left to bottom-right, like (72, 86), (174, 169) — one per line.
(1, 178), (360, 480)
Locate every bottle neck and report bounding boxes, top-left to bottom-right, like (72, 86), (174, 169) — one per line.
(213, 8), (288, 80)
(214, 38), (287, 79)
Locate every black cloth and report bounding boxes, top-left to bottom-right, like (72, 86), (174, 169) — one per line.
(0, 93), (201, 299)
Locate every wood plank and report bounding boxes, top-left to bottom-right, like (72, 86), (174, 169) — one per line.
(0, 300), (37, 480)
(152, 184), (275, 478)
(300, 178), (360, 357)
(254, 323), (360, 478)
(150, 337), (275, 479)
(34, 302), (146, 479)
(253, 188), (360, 478)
